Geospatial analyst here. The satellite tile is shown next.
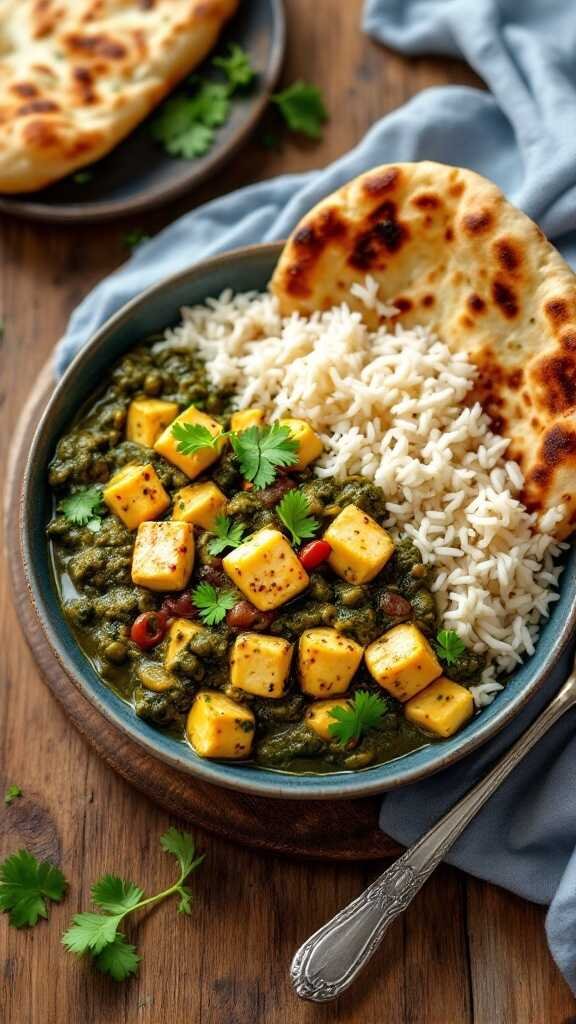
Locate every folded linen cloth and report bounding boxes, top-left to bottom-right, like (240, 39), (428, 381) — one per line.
(56, 0), (576, 993)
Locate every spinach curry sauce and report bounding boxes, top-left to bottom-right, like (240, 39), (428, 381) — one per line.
(47, 340), (484, 774)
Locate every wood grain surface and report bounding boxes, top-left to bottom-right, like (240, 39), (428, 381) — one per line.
(1, 2), (575, 1022)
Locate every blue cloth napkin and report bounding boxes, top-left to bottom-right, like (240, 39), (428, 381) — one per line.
(56, 0), (576, 993)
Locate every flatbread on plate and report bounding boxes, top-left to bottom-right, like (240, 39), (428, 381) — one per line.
(271, 161), (576, 539)
(0, 0), (238, 192)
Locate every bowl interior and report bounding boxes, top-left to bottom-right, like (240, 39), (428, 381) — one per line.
(22, 244), (576, 798)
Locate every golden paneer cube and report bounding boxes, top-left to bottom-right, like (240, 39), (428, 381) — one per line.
(126, 398), (179, 448)
(305, 698), (351, 741)
(324, 504), (394, 584)
(298, 628), (364, 696)
(230, 408), (265, 432)
(103, 463), (170, 530)
(278, 417), (323, 470)
(230, 633), (293, 698)
(154, 405), (225, 479)
(186, 691), (255, 759)
(365, 623), (442, 702)
(222, 528), (309, 611)
(165, 619), (205, 671)
(131, 521), (194, 592)
(405, 677), (474, 738)
(172, 481), (227, 530)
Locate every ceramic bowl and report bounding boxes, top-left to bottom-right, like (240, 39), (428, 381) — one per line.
(21, 243), (576, 798)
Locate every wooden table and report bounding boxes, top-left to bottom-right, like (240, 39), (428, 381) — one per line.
(1, 2), (574, 1021)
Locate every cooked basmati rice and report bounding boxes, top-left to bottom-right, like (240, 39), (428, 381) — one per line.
(155, 281), (567, 707)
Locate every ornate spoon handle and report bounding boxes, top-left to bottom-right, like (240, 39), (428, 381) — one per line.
(291, 660), (576, 1002)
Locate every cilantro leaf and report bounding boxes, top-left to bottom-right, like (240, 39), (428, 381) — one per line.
(213, 43), (255, 90)
(93, 935), (141, 982)
(271, 81), (328, 139)
(191, 582), (236, 626)
(91, 875), (144, 914)
(328, 691), (389, 747)
(151, 82), (230, 159)
(160, 828), (204, 879)
(434, 629), (466, 666)
(207, 514), (246, 555)
(171, 421), (223, 457)
(177, 885), (194, 915)
(59, 486), (104, 530)
(0, 849), (67, 928)
(230, 423), (298, 490)
(62, 911), (123, 955)
(4, 785), (22, 806)
(276, 490), (318, 547)
(122, 229), (151, 251)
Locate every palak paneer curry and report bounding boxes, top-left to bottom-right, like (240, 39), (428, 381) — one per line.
(47, 340), (485, 774)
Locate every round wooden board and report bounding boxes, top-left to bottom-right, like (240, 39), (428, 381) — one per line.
(6, 363), (400, 861)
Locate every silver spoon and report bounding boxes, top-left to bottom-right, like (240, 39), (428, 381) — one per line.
(291, 655), (576, 1002)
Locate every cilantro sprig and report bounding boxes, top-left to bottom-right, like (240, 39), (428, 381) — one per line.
(213, 43), (255, 89)
(191, 582), (236, 626)
(271, 81), (328, 139)
(4, 785), (22, 806)
(434, 629), (466, 666)
(58, 486), (104, 532)
(276, 490), (318, 547)
(172, 421), (223, 457)
(328, 691), (389, 747)
(230, 423), (298, 490)
(206, 515), (246, 556)
(62, 829), (203, 982)
(0, 849), (67, 927)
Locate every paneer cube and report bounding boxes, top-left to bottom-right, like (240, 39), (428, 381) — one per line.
(230, 633), (293, 698)
(165, 619), (205, 671)
(230, 408), (265, 432)
(172, 481), (227, 530)
(154, 405), (225, 479)
(126, 398), (179, 448)
(186, 691), (255, 759)
(305, 698), (352, 741)
(222, 528), (309, 611)
(404, 677), (474, 738)
(365, 623), (442, 702)
(324, 504), (394, 584)
(102, 463), (170, 530)
(298, 628), (363, 696)
(278, 417), (323, 470)
(131, 521), (194, 591)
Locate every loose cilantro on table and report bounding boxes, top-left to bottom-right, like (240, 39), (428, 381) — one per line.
(191, 582), (237, 626)
(434, 629), (466, 666)
(230, 423), (298, 490)
(276, 490), (318, 547)
(171, 421), (223, 457)
(58, 486), (104, 532)
(4, 785), (22, 806)
(206, 515), (247, 556)
(0, 849), (67, 928)
(213, 43), (256, 90)
(328, 691), (389, 747)
(122, 229), (151, 251)
(271, 81), (328, 139)
(62, 829), (203, 982)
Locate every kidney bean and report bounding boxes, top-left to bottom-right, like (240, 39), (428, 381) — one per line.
(161, 593), (198, 620)
(259, 476), (296, 508)
(379, 591), (412, 618)
(226, 600), (275, 631)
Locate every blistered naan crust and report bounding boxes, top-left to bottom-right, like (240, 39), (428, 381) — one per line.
(271, 161), (576, 539)
(0, 0), (238, 192)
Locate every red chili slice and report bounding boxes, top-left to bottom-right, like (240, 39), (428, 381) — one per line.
(130, 611), (168, 650)
(299, 539), (332, 571)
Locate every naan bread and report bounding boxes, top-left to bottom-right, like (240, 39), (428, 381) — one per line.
(271, 161), (576, 539)
(0, 0), (238, 192)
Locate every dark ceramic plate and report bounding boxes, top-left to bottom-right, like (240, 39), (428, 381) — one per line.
(0, 0), (284, 224)
(20, 245), (576, 798)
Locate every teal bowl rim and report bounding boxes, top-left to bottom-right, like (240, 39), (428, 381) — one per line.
(20, 242), (576, 800)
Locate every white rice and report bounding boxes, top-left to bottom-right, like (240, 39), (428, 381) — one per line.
(155, 281), (567, 707)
